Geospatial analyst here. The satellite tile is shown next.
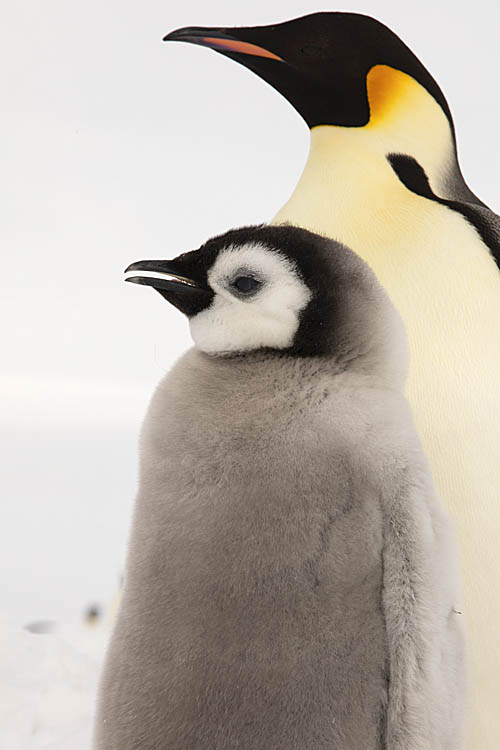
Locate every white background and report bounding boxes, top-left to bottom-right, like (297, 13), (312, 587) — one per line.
(2, 0), (499, 625)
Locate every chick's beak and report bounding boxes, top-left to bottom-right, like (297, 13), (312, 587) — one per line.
(163, 26), (284, 62)
(125, 259), (205, 296)
(125, 258), (214, 315)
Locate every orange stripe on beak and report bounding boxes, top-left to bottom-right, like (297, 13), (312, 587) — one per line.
(201, 37), (283, 61)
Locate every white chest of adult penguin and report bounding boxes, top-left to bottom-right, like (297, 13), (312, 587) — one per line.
(94, 225), (466, 750)
(163, 15), (500, 748)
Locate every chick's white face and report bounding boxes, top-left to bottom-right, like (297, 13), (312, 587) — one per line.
(189, 242), (312, 355)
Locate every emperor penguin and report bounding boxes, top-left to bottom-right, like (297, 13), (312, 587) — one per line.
(94, 225), (466, 750)
(163, 15), (500, 747)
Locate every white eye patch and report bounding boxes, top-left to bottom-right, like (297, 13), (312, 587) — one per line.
(189, 242), (312, 355)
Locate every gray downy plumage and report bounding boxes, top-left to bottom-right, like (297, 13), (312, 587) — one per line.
(93, 225), (467, 750)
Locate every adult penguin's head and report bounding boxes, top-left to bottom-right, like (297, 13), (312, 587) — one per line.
(164, 12), (452, 131)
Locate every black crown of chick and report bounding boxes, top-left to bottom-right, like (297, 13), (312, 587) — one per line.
(164, 13), (500, 750)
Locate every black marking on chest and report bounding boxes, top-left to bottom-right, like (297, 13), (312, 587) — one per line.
(387, 153), (500, 271)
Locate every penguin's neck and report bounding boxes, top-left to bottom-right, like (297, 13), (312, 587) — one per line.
(274, 66), (457, 246)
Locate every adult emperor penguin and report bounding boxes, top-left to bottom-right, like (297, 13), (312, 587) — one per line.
(163, 14), (500, 748)
(94, 224), (466, 750)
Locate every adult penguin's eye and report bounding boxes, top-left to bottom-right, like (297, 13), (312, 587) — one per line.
(300, 43), (326, 59)
(233, 276), (261, 293)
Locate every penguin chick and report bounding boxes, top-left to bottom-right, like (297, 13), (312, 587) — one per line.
(94, 225), (466, 750)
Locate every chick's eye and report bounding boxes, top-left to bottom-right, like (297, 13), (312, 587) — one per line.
(233, 276), (261, 293)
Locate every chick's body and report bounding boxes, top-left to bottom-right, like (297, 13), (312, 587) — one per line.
(99, 350), (463, 750)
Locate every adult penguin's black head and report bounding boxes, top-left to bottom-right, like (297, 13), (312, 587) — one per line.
(125, 224), (406, 375)
(164, 12), (452, 130)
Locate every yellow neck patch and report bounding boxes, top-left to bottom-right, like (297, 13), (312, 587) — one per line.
(365, 65), (446, 135)
(367, 65), (418, 124)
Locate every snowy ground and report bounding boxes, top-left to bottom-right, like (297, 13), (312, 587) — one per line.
(0, 618), (110, 750)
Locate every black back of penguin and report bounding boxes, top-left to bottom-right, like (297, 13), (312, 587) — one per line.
(94, 225), (466, 750)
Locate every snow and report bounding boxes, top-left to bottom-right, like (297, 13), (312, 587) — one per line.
(0, 618), (110, 750)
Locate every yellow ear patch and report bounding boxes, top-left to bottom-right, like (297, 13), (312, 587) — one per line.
(366, 65), (432, 128)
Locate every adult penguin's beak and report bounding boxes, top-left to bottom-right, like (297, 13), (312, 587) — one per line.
(163, 26), (284, 62)
(162, 22), (316, 124)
